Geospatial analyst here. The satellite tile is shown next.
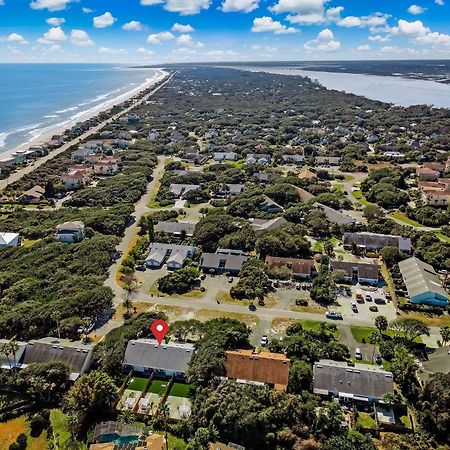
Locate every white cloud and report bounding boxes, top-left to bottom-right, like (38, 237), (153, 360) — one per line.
(147, 31), (175, 44)
(171, 23), (195, 32)
(251, 16), (298, 34)
(435, 0), (444, 5)
(82, 7), (93, 13)
(141, 0), (212, 15)
(7, 45), (21, 54)
(416, 31), (450, 46)
(205, 49), (238, 57)
(176, 34), (193, 45)
(250, 44), (261, 49)
(136, 47), (155, 55)
(93, 12), (116, 28)
(46, 17), (65, 26)
(30, 0), (77, 11)
(70, 29), (94, 46)
(391, 19), (430, 36)
(304, 28), (341, 52)
(221, 0), (259, 13)
(408, 4), (426, 15)
(287, 12), (325, 24)
(1, 33), (29, 44)
(122, 21), (144, 31)
(0, 1), (4, 5)
(336, 16), (361, 27)
(369, 34), (390, 42)
(37, 26), (67, 44)
(99, 46), (127, 54)
(269, 0), (328, 15)
(357, 44), (370, 51)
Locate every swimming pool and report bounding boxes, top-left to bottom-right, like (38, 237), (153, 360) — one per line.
(98, 433), (139, 444)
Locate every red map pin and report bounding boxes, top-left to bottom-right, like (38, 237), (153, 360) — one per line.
(151, 320), (169, 345)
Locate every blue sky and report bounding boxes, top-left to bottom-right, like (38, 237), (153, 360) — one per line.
(0, 0), (449, 62)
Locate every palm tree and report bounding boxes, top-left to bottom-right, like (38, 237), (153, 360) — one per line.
(369, 331), (382, 364)
(8, 338), (19, 371)
(440, 325), (450, 346)
(160, 403), (170, 450)
(123, 297), (134, 318)
(118, 410), (134, 424)
(375, 315), (388, 334)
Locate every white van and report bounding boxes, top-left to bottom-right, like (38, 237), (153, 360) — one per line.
(355, 348), (362, 360)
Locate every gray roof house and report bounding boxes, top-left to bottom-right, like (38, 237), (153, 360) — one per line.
(331, 261), (382, 285)
(214, 152), (237, 161)
(19, 338), (93, 380)
(343, 232), (411, 253)
(155, 221), (196, 238)
(123, 339), (195, 378)
(169, 184), (200, 199)
(145, 243), (196, 270)
(314, 203), (356, 226)
(315, 156), (341, 166)
(246, 154), (271, 165)
(313, 360), (394, 403)
(200, 253), (249, 275)
(250, 217), (288, 234)
(398, 257), (449, 307)
(282, 154), (305, 164)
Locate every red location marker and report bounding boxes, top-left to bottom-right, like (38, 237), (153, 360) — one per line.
(151, 320), (169, 345)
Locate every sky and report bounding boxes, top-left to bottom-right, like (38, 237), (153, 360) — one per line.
(0, 0), (449, 63)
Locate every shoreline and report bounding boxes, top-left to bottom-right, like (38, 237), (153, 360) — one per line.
(1, 68), (167, 158)
(0, 69), (173, 192)
(228, 65), (450, 109)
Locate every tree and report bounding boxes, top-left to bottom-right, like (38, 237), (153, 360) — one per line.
(363, 205), (384, 221)
(186, 426), (219, 450)
(230, 259), (270, 301)
(369, 331), (382, 364)
(439, 325), (450, 346)
(288, 360), (313, 393)
(122, 297), (134, 319)
(160, 403), (170, 450)
(310, 271), (337, 305)
(65, 371), (118, 417)
(390, 317), (430, 344)
(380, 246), (402, 267)
(390, 345), (418, 395)
(323, 430), (376, 450)
(170, 319), (203, 342)
(374, 315), (388, 333)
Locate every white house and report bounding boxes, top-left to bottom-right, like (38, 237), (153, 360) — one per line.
(56, 221), (86, 244)
(145, 243), (196, 269)
(0, 232), (20, 248)
(246, 154), (271, 165)
(214, 152), (237, 161)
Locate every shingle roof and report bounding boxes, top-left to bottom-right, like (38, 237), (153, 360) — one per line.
(343, 232), (411, 252)
(225, 350), (290, 389)
(314, 203), (355, 225)
(200, 253), (249, 272)
(313, 360), (394, 400)
(155, 221), (195, 236)
(250, 217), (288, 232)
(123, 339), (195, 374)
(331, 261), (381, 281)
(265, 256), (315, 276)
(398, 257), (449, 301)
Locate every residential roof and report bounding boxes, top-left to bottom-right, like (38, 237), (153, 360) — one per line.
(250, 217), (288, 233)
(343, 232), (411, 252)
(56, 221), (85, 231)
(262, 195), (284, 211)
(20, 338), (93, 380)
(313, 360), (394, 400)
(200, 253), (249, 272)
(169, 184), (200, 197)
(0, 232), (19, 246)
(315, 156), (341, 164)
(123, 339), (195, 374)
(398, 257), (449, 301)
(331, 261), (381, 281)
(294, 186), (315, 202)
(155, 221), (196, 236)
(266, 256), (315, 276)
(19, 185), (45, 199)
(314, 203), (355, 225)
(225, 350), (290, 389)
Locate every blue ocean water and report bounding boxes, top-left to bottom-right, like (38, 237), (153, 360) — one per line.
(0, 64), (160, 153)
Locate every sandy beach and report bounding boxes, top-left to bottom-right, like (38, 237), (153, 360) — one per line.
(0, 69), (172, 192)
(2, 68), (168, 159)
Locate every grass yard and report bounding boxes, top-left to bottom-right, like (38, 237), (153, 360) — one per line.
(149, 380), (170, 395)
(150, 281), (206, 299)
(0, 416), (28, 449)
(399, 310), (450, 327)
(388, 211), (421, 227)
(169, 383), (195, 398)
(128, 376), (149, 392)
(351, 190), (374, 206)
(50, 409), (71, 444)
(350, 325), (424, 343)
(357, 412), (376, 429)
(436, 231), (450, 243)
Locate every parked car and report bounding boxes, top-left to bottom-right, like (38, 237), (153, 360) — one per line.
(365, 294), (372, 302)
(249, 302), (256, 311)
(351, 302), (358, 313)
(326, 311), (343, 320)
(375, 354), (382, 364)
(136, 265), (146, 272)
(295, 282), (301, 290)
(375, 297), (386, 305)
(355, 348), (363, 360)
(261, 335), (269, 346)
(369, 305), (379, 312)
(227, 276), (233, 283)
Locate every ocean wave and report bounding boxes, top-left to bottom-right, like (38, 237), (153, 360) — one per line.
(0, 132), (8, 148)
(55, 106), (79, 114)
(44, 114), (59, 118)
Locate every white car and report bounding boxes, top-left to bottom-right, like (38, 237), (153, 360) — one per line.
(261, 335), (269, 346)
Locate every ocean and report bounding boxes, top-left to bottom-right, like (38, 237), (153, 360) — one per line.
(0, 64), (161, 154)
(232, 65), (450, 109)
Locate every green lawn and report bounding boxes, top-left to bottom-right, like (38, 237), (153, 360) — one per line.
(351, 190), (374, 206)
(169, 383), (195, 398)
(436, 231), (450, 243)
(149, 380), (170, 395)
(350, 326), (422, 343)
(299, 320), (341, 339)
(357, 412), (376, 429)
(128, 376), (149, 392)
(388, 211), (422, 227)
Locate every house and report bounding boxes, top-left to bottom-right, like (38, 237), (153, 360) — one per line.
(294, 186), (315, 203)
(200, 252), (249, 275)
(72, 147), (92, 162)
(205, 129), (218, 140)
(214, 152), (237, 161)
(0, 232), (20, 248)
(61, 170), (89, 190)
(13, 151), (27, 165)
(18, 185), (46, 204)
(224, 350), (291, 391)
(421, 189), (450, 206)
(313, 203), (356, 226)
(423, 162), (445, 174)
(145, 243), (196, 269)
(19, 338), (93, 381)
(398, 257), (449, 307)
(261, 195), (284, 213)
(249, 217), (288, 234)
(265, 257), (316, 279)
(281, 154), (305, 165)
(215, 184), (245, 197)
(93, 160), (120, 176)
(417, 167), (440, 180)
(56, 221), (86, 244)
(384, 151), (405, 158)
(169, 184), (200, 199)
(0, 339), (27, 369)
(342, 232), (411, 254)
(254, 172), (280, 183)
(246, 154), (271, 165)
(122, 339), (195, 379)
(313, 360), (394, 403)
(315, 156), (341, 166)
(155, 221), (195, 239)
(331, 261), (382, 285)
(0, 156), (16, 169)
(298, 168), (317, 180)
